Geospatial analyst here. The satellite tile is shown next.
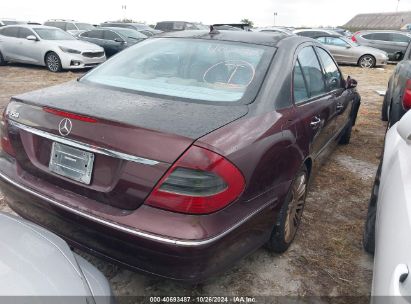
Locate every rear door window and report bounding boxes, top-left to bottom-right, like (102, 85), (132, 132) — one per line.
(297, 46), (327, 98)
(370, 33), (391, 41)
(293, 60), (309, 104)
(315, 47), (342, 91)
(0, 26), (19, 37)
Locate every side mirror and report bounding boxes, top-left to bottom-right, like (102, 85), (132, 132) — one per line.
(397, 110), (411, 143)
(345, 76), (357, 89)
(26, 35), (38, 41)
(114, 38), (125, 43)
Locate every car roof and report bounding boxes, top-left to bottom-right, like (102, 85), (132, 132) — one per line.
(0, 24), (57, 30)
(295, 28), (333, 32)
(155, 30), (293, 47)
(357, 30), (411, 34)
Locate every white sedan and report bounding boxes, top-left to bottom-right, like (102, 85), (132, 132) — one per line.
(0, 24), (106, 72)
(364, 110), (411, 301)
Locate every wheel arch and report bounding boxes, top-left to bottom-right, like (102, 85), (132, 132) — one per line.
(43, 50), (55, 65)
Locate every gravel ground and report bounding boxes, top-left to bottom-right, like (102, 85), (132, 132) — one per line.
(0, 63), (392, 300)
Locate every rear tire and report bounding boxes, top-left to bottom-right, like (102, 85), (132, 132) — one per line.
(358, 55), (376, 68)
(388, 101), (405, 128)
(363, 161), (382, 255)
(0, 51), (6, 66)
(45, 52), (62, 72)
(267, 166), (308, 253)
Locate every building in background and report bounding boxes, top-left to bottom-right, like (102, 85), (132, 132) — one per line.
(344, 11), (411, 31)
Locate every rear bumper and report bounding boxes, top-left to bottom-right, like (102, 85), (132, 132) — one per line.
(0, 164), (275, 282)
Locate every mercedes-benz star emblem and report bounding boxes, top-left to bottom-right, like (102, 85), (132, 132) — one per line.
(58, 118), (73, 137)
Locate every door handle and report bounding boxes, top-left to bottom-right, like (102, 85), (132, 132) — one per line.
(310, 116), (321, 129)
(336, 103), (344, 113)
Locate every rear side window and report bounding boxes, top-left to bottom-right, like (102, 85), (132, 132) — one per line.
(391, 33), (411, 43)
(18, 28), (33, 38)
(316, 47), (342, 91)
(297, 46), (326, 98)
(0, 26), (19, 37)
(367, 33), (391, 41)
(293, 60), (309, 104)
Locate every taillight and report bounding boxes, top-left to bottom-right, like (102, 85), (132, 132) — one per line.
(43, 107), (98, 123)
(351, 35), (357, 42)
(0, 110), (16, 157)
(403, 79), (411, 110)
(145, 145), (245, 214)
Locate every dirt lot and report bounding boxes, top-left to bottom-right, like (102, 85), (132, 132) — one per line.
(0, 63), (392, 301)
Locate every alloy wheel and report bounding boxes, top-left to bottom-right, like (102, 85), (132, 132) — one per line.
(359, 56), (374, 68)
(47, 54), (60, 72)
(284, 172), (307, 243)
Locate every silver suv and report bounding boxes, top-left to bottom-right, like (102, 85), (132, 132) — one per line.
(352, 30), (411, 61)
(44, 19), (94, 36)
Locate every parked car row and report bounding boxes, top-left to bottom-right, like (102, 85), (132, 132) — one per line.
(260, 27), (410, 68)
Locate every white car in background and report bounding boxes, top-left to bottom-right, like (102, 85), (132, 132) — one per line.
(364, 110), (411, 300)
(0, 24), (106, 72)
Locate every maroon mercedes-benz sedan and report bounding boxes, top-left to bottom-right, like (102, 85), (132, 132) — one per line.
(0, 30), (360, 282)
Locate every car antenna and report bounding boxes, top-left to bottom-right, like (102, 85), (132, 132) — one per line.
(209, 25), (220, 35)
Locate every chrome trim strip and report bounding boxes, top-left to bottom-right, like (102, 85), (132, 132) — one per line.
(0, 171), (273, 247)
(8, 120), (159, 166)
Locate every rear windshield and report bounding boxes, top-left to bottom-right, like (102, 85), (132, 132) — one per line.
(34, 28), (76, 40)
(81, 38), (274, 103)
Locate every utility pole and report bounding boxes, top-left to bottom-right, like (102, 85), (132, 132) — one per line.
(122, 4), (127, 21)
(396, 0), (400, 12)
(273, 12), (278, 26)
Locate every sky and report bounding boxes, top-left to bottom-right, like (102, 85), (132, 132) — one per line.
(2, 0), (411, 28)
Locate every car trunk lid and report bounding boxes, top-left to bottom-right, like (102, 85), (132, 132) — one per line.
(5, 81), (248, 210)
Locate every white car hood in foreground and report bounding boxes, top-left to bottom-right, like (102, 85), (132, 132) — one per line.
(51, 39), (103, 52)
(0, 212), (94, 300)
